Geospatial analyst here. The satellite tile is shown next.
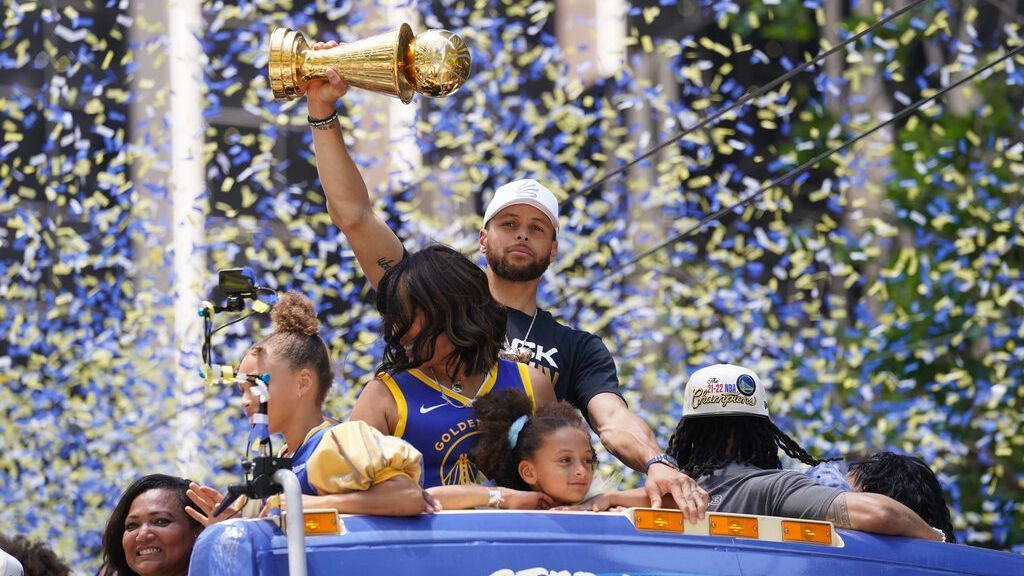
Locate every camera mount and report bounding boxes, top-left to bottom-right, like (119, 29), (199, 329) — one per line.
(198, 267), (277, 386)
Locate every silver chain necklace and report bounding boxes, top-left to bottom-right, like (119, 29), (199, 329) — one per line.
(499, 309), (537, 364)
(428, 367), (484, 409)
(428, 367), (463, 393)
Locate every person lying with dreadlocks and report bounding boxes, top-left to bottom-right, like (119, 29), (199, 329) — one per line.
(664, 364), (944, 541)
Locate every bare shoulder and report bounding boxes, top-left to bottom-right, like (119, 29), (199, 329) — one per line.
(361, 376), (394, 395)
(526, 364), (549, 387)
(350, 377), (399, 434)
(527, 365), (555, 405)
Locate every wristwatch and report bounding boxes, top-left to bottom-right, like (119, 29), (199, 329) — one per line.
(645, 454), (679, 471)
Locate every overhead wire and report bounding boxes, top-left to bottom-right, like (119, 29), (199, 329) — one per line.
(553, 42), (1024, 307)
(558, 0), (930, 206)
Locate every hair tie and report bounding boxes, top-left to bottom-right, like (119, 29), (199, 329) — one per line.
(507, 415), (529, 449)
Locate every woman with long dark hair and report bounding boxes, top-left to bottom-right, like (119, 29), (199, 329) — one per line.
(351, 244), (555, 489)
(100, 474), (202, 576)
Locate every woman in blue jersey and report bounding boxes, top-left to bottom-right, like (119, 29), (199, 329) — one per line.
(189, 291), (430, 517)
(351, 244), (556, 490)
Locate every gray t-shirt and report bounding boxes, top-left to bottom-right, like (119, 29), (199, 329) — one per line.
(699, 462), (844, 520)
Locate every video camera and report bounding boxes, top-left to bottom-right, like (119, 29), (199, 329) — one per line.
(199, 267), (276, 386)
(217, 267), (259, 312)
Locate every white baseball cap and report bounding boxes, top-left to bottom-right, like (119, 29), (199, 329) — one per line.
(482, 178), (560, 232)
(681, 364), (770, 419)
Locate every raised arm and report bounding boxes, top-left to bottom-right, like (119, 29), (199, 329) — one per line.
(306, 41), (405, 288)
(826, 492), (944, 541)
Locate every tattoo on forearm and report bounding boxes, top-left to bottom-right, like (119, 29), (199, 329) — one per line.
(377, 257), (395, 271)
(826, 494), (852, 528)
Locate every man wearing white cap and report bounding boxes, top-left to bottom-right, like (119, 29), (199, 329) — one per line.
(666, 364), (945, 540)
(303, 64), (708, 519)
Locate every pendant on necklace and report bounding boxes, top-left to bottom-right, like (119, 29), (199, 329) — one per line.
(503, 310), (539, 365)
(500, 344), (534, 364)
(515, 345), (534, 363)
(450, 381), (463, 394)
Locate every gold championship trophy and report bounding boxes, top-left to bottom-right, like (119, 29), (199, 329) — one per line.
(268, 23), (471, 103)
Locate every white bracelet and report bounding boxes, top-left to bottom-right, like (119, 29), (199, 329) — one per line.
(487, 488), (503, 509)
(931, 527), (946, 542)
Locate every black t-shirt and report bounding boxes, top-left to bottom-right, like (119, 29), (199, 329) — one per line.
(506, 306), (622, 422)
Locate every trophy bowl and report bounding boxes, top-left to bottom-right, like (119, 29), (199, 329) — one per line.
(405, 29), (472, 98)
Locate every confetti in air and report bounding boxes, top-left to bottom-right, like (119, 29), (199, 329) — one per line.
(0, 1), (1022, 571)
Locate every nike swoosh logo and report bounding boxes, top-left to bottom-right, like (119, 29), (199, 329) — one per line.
(419, 403), (447, 414)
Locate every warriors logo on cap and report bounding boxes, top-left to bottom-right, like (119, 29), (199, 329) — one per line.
(681, 364), (770, 419)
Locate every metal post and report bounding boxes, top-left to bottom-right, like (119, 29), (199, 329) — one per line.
(273, 469), (307, 576)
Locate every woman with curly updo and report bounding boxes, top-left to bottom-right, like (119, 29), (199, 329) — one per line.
(190, 291), (430, 518)
(351, 245), (555, 491)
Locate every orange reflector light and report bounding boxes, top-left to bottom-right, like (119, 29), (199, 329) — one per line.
(781, 520), (832, 545)
(709, 514), (759, 538)
(303, 510), (340, 535)
(634, 509), (685, 533)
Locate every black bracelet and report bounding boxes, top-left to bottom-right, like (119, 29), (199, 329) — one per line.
(307, 111), (338, 129)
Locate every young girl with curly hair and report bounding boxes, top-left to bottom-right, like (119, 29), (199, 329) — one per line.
(428, 389), (661, 511)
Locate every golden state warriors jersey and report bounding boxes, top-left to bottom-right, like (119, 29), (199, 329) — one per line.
(379, 359), (534, 488)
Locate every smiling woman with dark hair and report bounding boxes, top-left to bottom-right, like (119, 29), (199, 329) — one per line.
(351, 244), (555, 488)
(99, 474), (202, 576)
